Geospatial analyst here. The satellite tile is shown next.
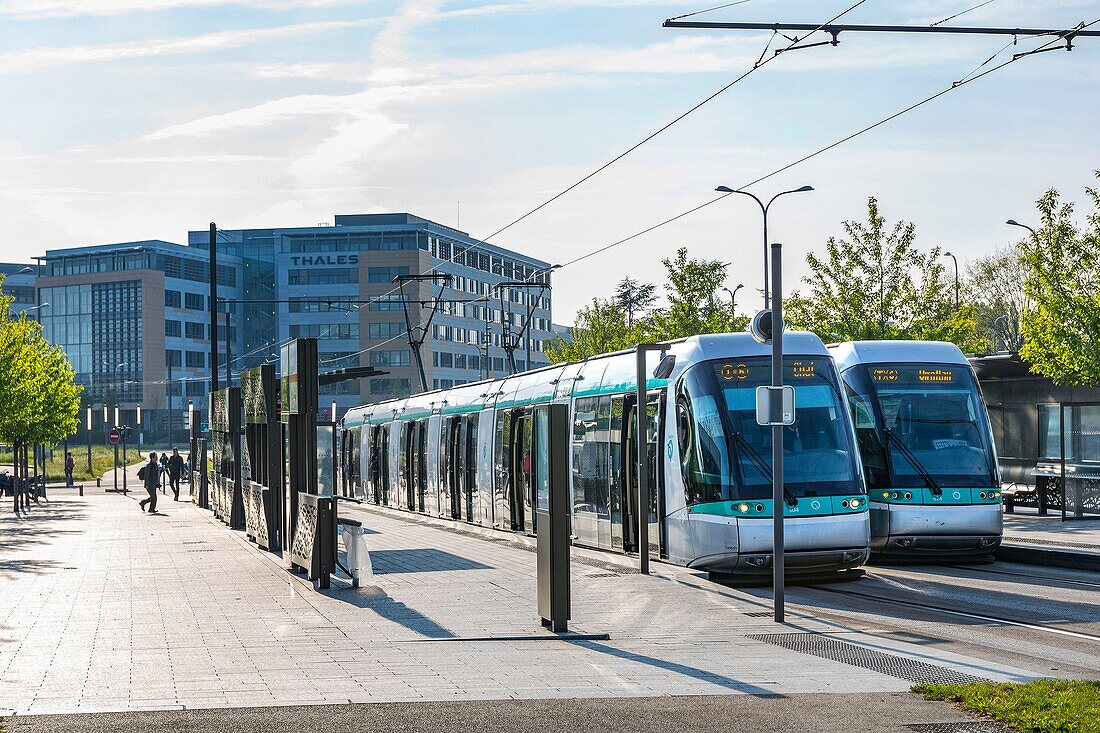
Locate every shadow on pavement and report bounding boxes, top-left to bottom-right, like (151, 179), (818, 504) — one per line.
(320, 586), (457, 639)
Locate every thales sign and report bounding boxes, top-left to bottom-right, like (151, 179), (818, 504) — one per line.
(289, 254), (359, 267)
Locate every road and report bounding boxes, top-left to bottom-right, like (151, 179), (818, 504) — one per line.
(729, 560), (1100, 680)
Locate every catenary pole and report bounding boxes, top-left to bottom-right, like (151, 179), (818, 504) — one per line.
(771, 242), (785, 623)
(209, 223), (219, 393)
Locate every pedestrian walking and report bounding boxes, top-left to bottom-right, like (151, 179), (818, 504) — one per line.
(64, 452), (75, 487)
(167, 448), (184, 501)
(137, 452), (162, 514)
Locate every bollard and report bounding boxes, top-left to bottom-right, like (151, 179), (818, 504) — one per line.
(79, 485), (84, 496)
(97, 477), (101, 488)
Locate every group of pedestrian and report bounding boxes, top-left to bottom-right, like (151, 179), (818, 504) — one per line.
(137, 447), (185, 513)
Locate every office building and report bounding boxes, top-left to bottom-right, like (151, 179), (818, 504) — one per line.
(0, 263), (38, 317)
(22, 213), (551, 442)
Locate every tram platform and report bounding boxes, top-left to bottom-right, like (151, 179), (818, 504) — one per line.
(0, 486), (1047, 720)
(997, 509), (1100, 571)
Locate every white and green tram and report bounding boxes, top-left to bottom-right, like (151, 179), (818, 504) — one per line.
(341, 331), (871, 576)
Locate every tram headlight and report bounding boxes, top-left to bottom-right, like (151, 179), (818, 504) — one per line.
(755, 503), (764, 513)
(979, 492), (987, 499)
(882, 491), (890, 499)
(904, 492), (912, 500)
(738, 503), (750, 513)
(992, 491), (1000, 498)
(850, 499), (861, 509)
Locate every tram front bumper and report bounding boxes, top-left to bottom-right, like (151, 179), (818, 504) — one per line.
(697, 512), (870, 576)
(872, 502), (1002, 556)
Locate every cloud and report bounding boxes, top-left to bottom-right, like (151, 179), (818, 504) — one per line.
(0, 19), (375, 74)
(0, 0), (370, 19)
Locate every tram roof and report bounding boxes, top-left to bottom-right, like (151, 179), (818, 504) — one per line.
(343, 330), (832, 427)
(828, 340), (970, 372)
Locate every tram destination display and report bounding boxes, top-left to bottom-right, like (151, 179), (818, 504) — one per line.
(870, 365), (960, 384)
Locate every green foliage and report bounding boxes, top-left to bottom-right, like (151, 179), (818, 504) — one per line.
(614, 277), (657, 324)
(1018, 175), (1100, 386)
(914, 680), (1100, 733)
(0, 274), (83, 448)
(545, 248), (747, 363)
(784, 197), (984, 352)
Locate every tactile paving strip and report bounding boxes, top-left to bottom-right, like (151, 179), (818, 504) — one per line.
(748, 633), (989, 685)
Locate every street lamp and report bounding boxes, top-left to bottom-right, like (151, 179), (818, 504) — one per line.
(942, 251), (959, 310)
(722, 284), (744, 319)
(715, 185), (813, 309)
(85, 407), (93, 473)
(1006, 219), (1038, 238)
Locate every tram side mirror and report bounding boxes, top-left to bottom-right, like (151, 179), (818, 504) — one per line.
(749, 310), (772, 344)
(653, 354), (676, 379)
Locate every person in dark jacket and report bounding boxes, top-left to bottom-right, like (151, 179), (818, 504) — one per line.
(167, 448), (185, 501)
(138, 452), (162, 513)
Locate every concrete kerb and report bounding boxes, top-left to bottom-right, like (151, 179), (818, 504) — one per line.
(995, 542), (1100, 572)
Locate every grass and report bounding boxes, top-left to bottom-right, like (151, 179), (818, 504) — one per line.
(914, 680), (1100, 733)
(0, 445), (173, 482)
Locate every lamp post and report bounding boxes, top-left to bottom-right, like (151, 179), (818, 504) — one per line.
(715, 185), (813, 309)
(942, 251), (960, 310)
(1006, 219), (1038, 239)
(722, 284), (744, 320)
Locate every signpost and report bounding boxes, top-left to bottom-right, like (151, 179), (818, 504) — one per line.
(108, 427), (122, 494)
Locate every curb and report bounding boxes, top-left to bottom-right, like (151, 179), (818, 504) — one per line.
(995, 543), (1100, 572)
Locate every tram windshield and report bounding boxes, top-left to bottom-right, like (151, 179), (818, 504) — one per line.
(676, 357), (863, 504)
(843, 363), (997, 489)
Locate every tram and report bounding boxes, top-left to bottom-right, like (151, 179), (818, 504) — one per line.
(341, 331), (870, 577)
(828, 341), (1002, 558)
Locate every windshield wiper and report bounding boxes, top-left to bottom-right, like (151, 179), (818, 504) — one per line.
(731, 432), (798, 507)
(883, 428), (942, 497)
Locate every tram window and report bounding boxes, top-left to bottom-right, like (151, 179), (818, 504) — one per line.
(845, 386), (888, 487)
(608, 397), (624, 526)
(572, 397), (602, 516)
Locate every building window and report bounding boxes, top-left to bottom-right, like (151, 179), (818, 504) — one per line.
(165, 320), (182, 337)
(184, 292), (204, 310)
(369, 350), (411, 367)
(289, 323), (360, 340)
(165, 290), (181, 308)
(185, 322), (205, 339)
(454, 354), (466, 369)
(368, 294), (407, 311)
(440, 352), (453, 368)
(368, 322), (406, 339)
(186, 380), (206, 396)
(166, 350), (182, 368)
(370, 378), (411, 399)
(367, 266), (410, 284)
(287, 268), (358, 285)
(185, 351), (205, 368)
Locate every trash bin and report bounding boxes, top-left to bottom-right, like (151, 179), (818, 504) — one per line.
(341, 524), (372, 587)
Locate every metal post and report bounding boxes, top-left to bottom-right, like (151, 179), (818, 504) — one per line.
(635, 348), (649, 575)
(762, 209), (770, 310)
(770, 242), (785, 623)
(210, 222), (219, 393)
(224, 307), (231, 389)
(122, 430), (128, 494)
(86, 407), (93, 474)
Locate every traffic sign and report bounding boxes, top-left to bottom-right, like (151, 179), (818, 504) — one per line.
(108, 427), (121, 445)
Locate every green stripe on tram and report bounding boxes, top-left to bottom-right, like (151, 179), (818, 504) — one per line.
(688, 495), (868, 518)
(869, 488), (1002, 505)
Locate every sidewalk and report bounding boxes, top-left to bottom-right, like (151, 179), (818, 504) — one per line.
(997, 510), (1100, 571)
(0, 489), (1039, 719)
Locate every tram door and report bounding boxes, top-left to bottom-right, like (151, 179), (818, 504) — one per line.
(511, 410), (535, 534)
(369, 425), (387, 505)
(402, 422), (415, 510)
(624, 394), (664, 558)
(493, 411), (512, 530)
(448, 418), (464, 520)
(416, 421), (428, 513)
(464, 415), (478, 523)
(439, 418), (452, 519)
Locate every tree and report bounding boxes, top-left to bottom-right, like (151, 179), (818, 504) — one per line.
(544, 298), (643, 363)
(545, 248), (747, 363)
(0, 275), (83, 510)
(784, 197), (983, 351)
(1018, 176), (1100, 386)
(614, 277), (657, 324)
(647, 247), (743, 340)
(962, 244), (1029, 353)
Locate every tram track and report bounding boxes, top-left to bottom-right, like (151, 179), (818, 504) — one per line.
(938, 564), (1100, 590)
(798, 583), (1100, 643)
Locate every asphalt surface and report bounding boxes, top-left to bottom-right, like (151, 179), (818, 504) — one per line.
(2, 693), (986, 733)
(733, 561), (1100, 680)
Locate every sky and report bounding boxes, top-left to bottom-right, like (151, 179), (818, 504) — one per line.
(0, 0), (1098, 321)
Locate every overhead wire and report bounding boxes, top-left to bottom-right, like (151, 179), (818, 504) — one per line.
(666, 0), (755, 23)
(556, 18), (1094, 271)
(930, 0), (999, 27)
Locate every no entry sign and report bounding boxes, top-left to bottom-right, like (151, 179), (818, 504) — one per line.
(108, 427), (121, 445)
